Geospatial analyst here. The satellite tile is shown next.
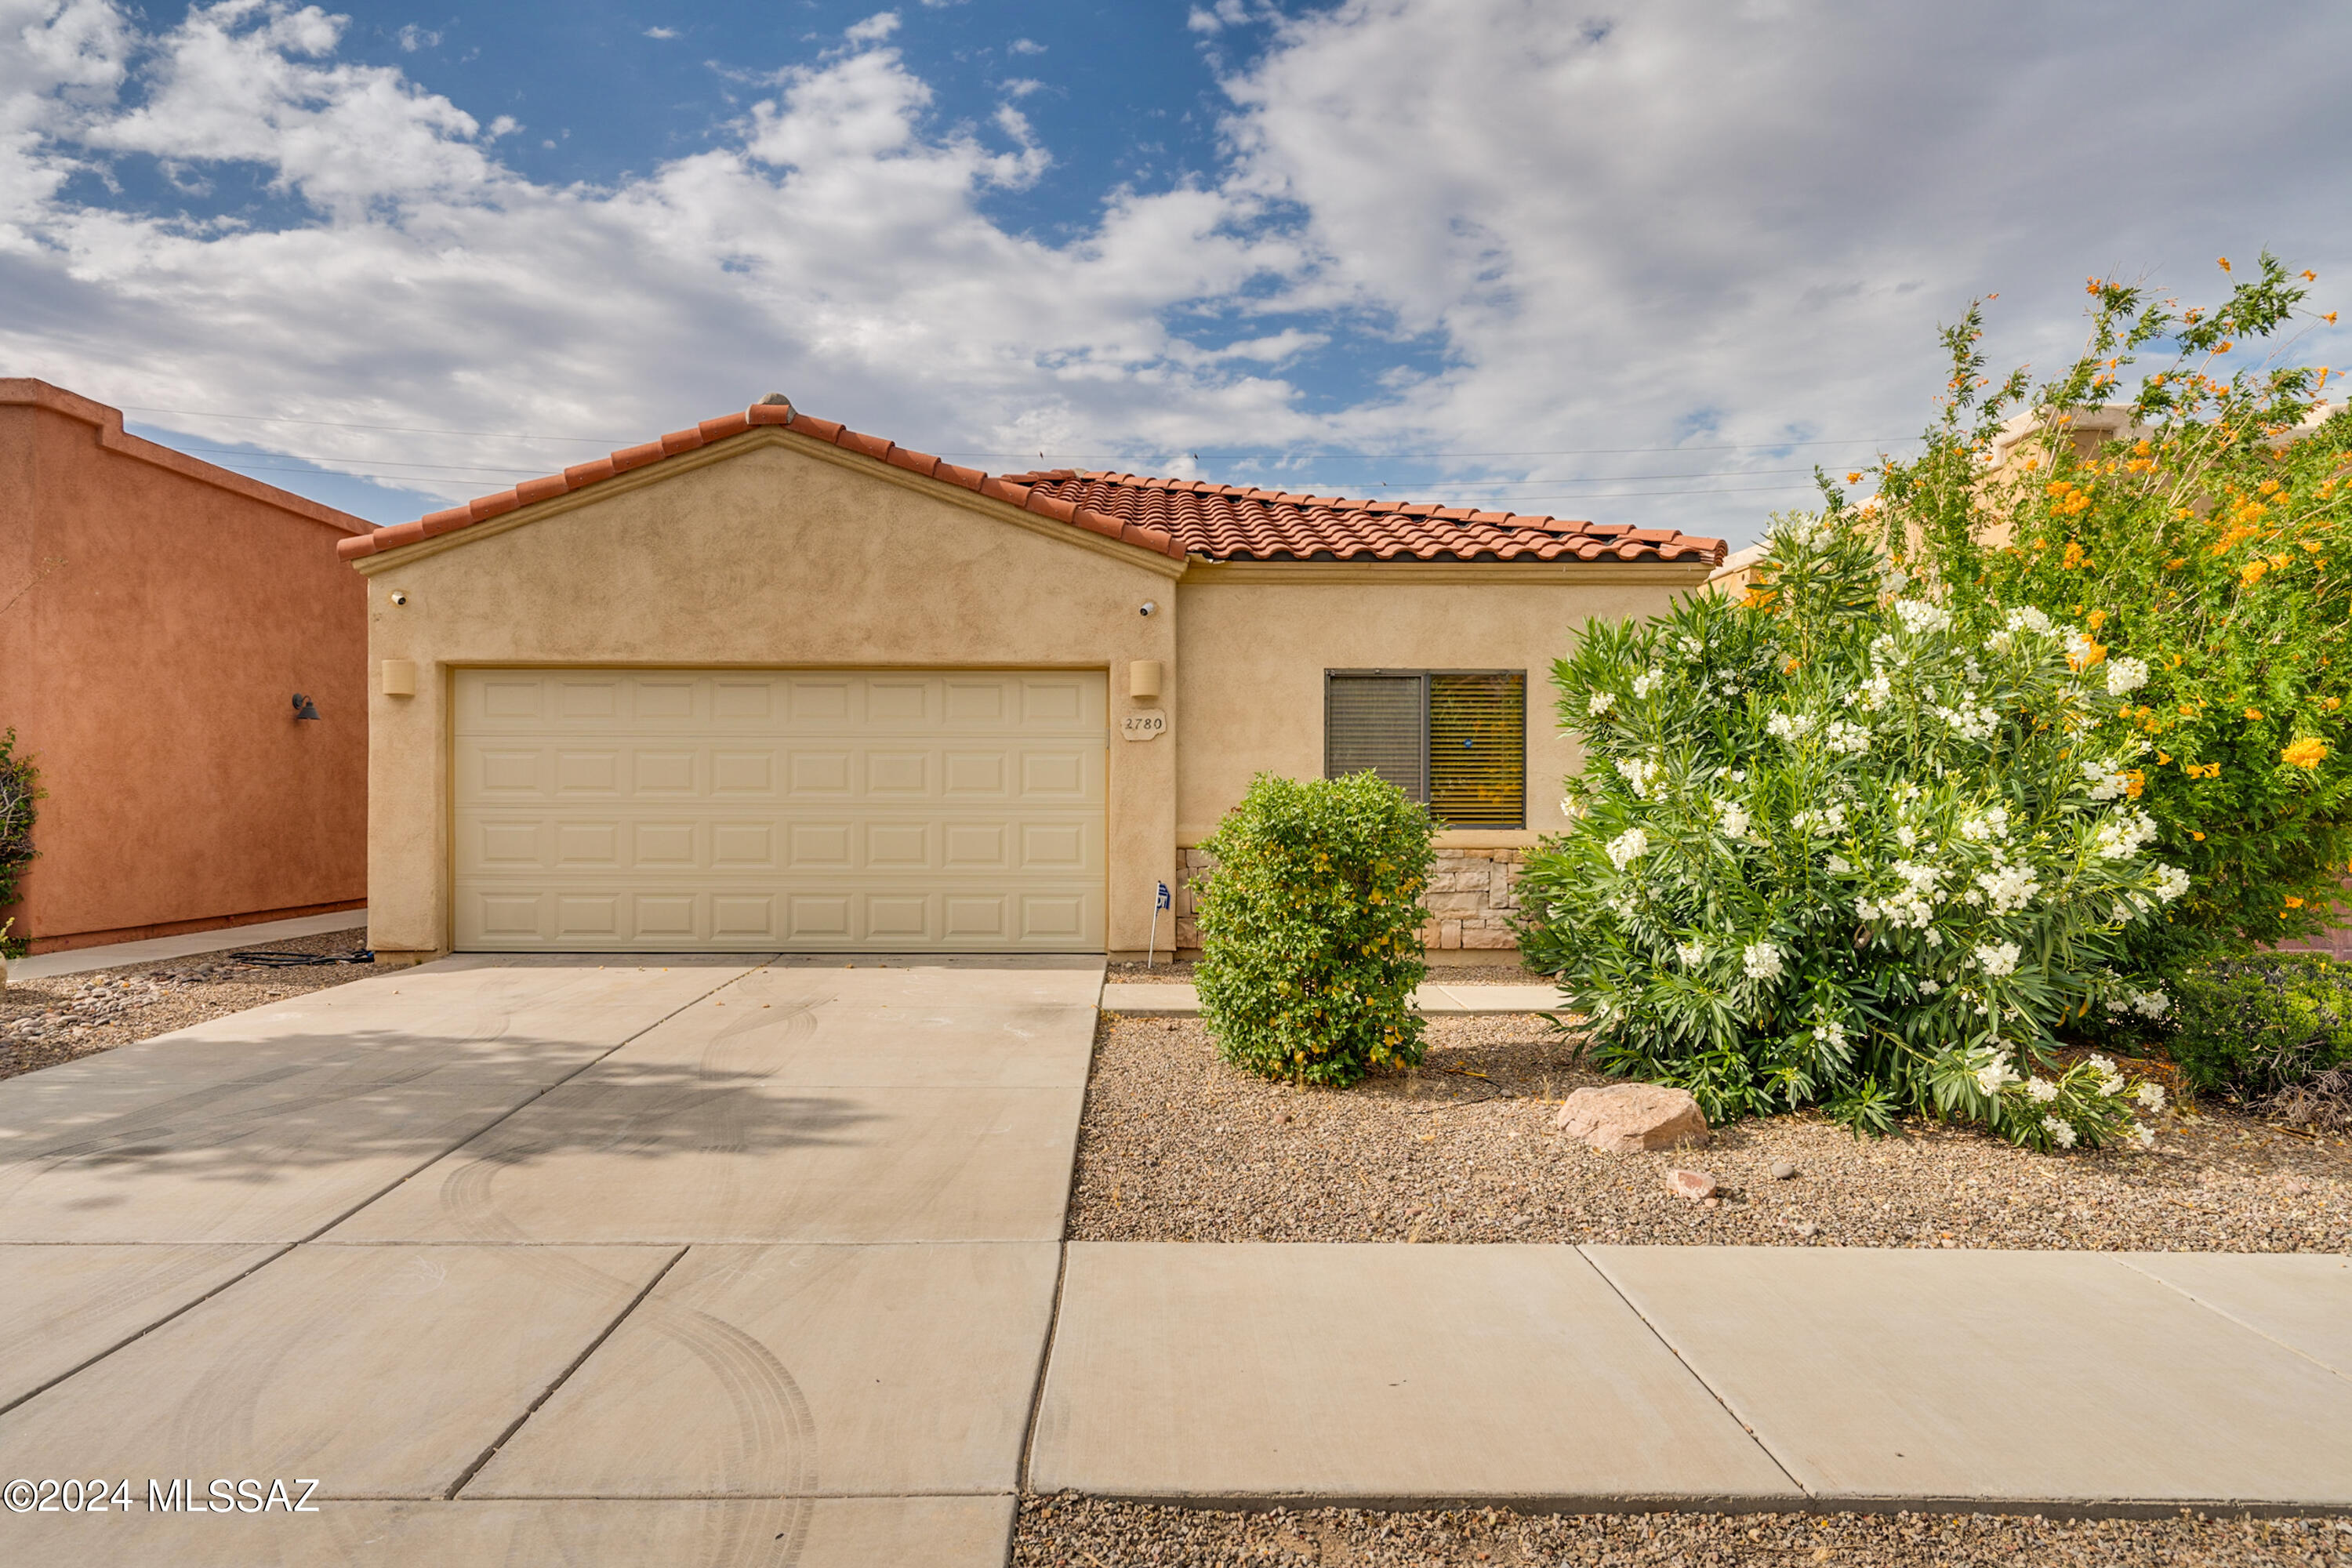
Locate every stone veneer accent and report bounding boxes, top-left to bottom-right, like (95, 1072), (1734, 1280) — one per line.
(1172, 846), (1526, 953)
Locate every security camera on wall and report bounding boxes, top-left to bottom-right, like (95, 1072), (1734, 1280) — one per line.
(1138, 601), (1156, 616)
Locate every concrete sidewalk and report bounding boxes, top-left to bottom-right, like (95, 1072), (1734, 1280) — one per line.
(5, 909), (370, 983)
(1102, 979), (1559, 1015)
(1032, 1243), (2352, 1515)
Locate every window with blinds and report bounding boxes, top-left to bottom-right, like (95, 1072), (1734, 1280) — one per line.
(1324, 670), (1525, 829)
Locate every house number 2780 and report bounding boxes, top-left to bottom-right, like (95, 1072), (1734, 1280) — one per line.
(1120, 710), (1168, 741)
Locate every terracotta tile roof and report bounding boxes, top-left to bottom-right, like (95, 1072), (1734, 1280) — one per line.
(998, 470), (1729, 565)
(333, 399), (1726, 568)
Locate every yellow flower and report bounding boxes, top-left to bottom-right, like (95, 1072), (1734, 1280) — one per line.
(2283, 736), (2328, 769)
(2218, 256), (2232, 272)
(2179, 703), (2197, 717)
(1845, 471), (1862, 484)
(2157, 751), (2172, 764)
(2241, 561), (2269, 587)
(2247, 707), (2265, 720)
(2193, 831), (2206, 840)
(2125, 768), (2145, 799)
(2286, 896), (2306, 909)
(2085, 608), (2108, 630)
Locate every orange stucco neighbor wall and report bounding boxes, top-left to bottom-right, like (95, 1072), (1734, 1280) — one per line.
(0, 380), (370, 953)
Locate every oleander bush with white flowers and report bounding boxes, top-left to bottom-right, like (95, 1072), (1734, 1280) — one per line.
(1515, 512), (2179, 1150)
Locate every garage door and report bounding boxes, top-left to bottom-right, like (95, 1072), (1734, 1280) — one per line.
(452, 669), (1107, 951)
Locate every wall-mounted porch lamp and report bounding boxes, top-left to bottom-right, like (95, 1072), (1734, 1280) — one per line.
(292, 694), (321, 720)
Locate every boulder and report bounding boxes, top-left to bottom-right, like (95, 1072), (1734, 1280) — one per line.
(1554, 1083), (1710, 1152)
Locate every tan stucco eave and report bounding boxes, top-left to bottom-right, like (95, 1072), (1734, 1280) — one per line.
(347, 425), (1191, 579)
(1178, 559), (1714, 586)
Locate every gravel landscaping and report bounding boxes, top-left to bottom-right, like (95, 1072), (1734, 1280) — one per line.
(1072, 1014), (2352, 1250)
(0, 926), (387, 1083)
(1015, 1497), (2352, 1566)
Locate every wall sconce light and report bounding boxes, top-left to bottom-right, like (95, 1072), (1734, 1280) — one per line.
(292, 694), (321, 721)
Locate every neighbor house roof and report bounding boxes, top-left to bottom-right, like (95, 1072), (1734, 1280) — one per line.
(333, 398), (1727, 567)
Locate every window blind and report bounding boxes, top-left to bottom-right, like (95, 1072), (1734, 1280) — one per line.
(1428, 671), (1525, 829)
(1324, 673), (1428, 801)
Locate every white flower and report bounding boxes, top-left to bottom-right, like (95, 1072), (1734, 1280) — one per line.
(2136, 1080), (2167, 1112)
(2089, 1053), (2116, 1074)
(1894, 599), (1952, 635)
(2106, 656), (2151, 696)
(1974, 861), (2042, 914)
(1823, 719), (1872, 755)
(1742, 942), (1784, 982)
(2042, 1114), (2078, 1149)
(1766, 712), (1815, 742)
(2005, 605), (2056, 636)
(2082, 758), (2132, 801)
(1813, 1017), (1849, 1049)
(1727, 769), (1747, 783)
(1632, 670), (1662, 699)
(1984, 630), (2015, 655)
(1826, 854), (1854, 875)
(2151, 864), (2190, 902)
(1919, 978), (1940, 995)
(1935, 702), (1999, 742)
(1714, 799), (1751, 839)
(2026, 1076), (2059, 1103)
(2098, 1071), (2126, 1098)
(1791, 802), (1849, 836)
(1959, 807), (2009, 842)
(1588, 691), (1617, 716)
(1606, 828), (1650, 870)
(2132, 1123), (2157, 1150)
(2092, 811), (2158, 860)
(1616, 757), (1664, 799)
(2132, 987), (2171, 1019)
(1975, 942), (2020, 977)
(1857, 673), (1893, 711)
(1975, 1052), (2020, 1095)
(1896, 824), (1918, 848)
(1675, 941), (1710, 967)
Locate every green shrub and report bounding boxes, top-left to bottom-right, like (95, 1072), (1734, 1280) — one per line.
(1192, 771), (1436, 1087)
(0, 728), (37, 954)
(2168, 953), (2352, 1102)
(1870, 253), (2352, 977)
(1515, 513), (2175, 1150)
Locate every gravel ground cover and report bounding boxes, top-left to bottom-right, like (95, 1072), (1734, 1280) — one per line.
(1105, 962), (1541, 985)
(1015, 1497), (2352, 1566)
(1073, 1014), (2352, 1250)
(0, 926), (386, 1083)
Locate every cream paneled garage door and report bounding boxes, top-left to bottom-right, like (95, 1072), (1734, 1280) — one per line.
(452, 669), (1107, 951)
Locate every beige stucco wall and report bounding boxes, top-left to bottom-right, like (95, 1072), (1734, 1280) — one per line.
(1171, 564), (1710, 848)
(355, 430), (1181, 957)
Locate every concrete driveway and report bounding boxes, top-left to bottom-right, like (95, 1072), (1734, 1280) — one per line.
(0, 953), (1101, 1566)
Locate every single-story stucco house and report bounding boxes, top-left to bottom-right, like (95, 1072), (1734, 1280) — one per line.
(1, 379), (369, 953)
(334, 397), (1724, 964)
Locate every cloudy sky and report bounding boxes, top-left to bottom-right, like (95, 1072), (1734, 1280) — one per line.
(5, 0), (2348, 543)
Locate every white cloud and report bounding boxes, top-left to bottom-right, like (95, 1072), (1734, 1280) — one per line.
(395, 23), (437, 53)
(644, 26), (678, 41)
(0, 0), (2345, 544)
(1007, 37), (1044, 55)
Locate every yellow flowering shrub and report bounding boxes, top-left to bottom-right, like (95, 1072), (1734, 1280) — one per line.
(1864, 252), (2352, 979)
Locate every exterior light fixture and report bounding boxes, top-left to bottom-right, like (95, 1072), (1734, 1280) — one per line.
(292, 694), (321, 721)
